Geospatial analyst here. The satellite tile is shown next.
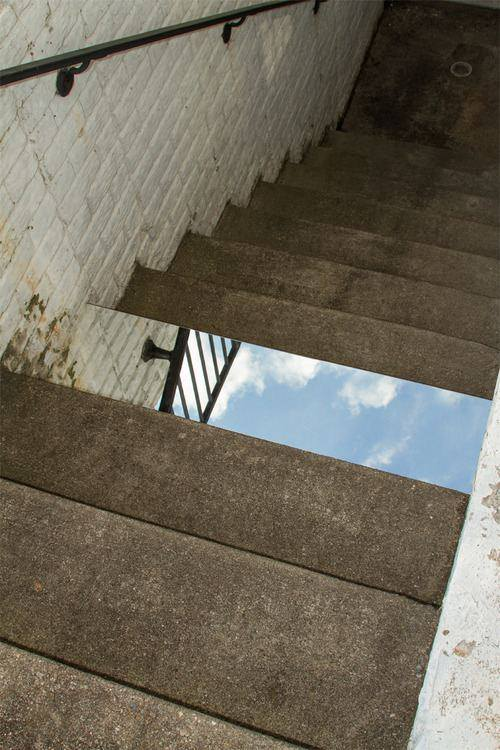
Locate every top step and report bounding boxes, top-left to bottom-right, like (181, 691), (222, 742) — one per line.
(317, 132), (498, 198)
(323, 131), (498, 178)
(279, 155), (499, 227)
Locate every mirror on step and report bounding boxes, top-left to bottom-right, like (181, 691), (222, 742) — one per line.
(162, 325), (490, 495)
(31, 304), (488, 495)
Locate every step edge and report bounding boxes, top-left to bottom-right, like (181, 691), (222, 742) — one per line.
(213, 208), (500, 300)
(162, 260), (500, 353)
(278, 163), (500, 227)
(322, 130), (498, 175)
(249, 182), (500, 260)
(0, 475), (448, 608)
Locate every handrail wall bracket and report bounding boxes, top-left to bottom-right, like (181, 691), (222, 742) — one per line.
(56, 60), (91, 97)
(222, 16), (248, 44)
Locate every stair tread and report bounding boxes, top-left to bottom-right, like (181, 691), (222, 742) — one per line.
(279, 157), (500, 226)
(307, 143), (497, 199)
(249, 182), (499, 259)
(215, 206), (500, 299)
(0, 478), (439, 749)
(0, 643), (292, 750)
(322, 131), (498, 179)
(0, 369), (466, 605)
(172, 235), (500, 350)
(117, 267), (499, 399)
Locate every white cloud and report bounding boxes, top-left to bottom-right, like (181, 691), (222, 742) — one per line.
(364, 436), (410, 469)
(263, 350), (331, 388)
(436, 389), (463, 406)
(338, 371), (400, 415)
(211, 346), (264, 420)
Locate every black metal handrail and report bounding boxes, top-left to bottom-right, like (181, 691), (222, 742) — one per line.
(0, 0), (326, 97)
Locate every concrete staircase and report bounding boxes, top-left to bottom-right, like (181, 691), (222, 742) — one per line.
(119, 133), (499, 400)
(1, 130), (498, 748)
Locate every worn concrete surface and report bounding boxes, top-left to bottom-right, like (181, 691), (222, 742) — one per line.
(279, 150), (499, 226)
(0, 479), (439, 749)
(118, 267), (499, 399)
(321, 131), (497, 179)
(172, 236), (500, 349)
(314, 141), (497, 198)
(249, 182), (499, 259)
(215, 206), (500, 299)
(0, 643), (296, 750)
(342, 1), (500, 162)
(0, 369), (467, 605)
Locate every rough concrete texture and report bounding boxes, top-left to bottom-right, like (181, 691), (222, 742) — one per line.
(172, 236), (500, 349)
(342, 1), (500, 162)
(0, 643), (296, 750)
(249, 182), (499, 259)
(118, 267), (499, 399)
(0, 369), (467, 605)
(315, 141), (498, 199)
(321, 131), (496, 177)
(215, 206), (500, 299)
(0, 478), (439, 749)
(449, 0), (500, 9)
(312, 143), (498, 200)
(279, 152), (499, 226)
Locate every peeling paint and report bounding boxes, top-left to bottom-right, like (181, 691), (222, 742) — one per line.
(487, 549), (500, 566)
(24, 294), (46, 321)
(481, 481), (500, 524)
(410, 375), (500, 749)
(453, 640), (476, 658)
(2, 307), (81, 389)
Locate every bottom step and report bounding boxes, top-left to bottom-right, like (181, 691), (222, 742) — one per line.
(0, 643), (293, 750)
(0, 479), (438, 749)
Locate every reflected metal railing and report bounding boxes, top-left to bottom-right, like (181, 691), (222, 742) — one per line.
(144, 328), (240, 423)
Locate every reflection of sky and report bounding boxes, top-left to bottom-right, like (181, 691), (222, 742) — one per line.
(173, 338), (491, 494)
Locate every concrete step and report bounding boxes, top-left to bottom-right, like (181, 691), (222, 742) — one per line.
(279, 156), (499, 226)
(322, 131), (498, 186)
(0, 643), (294, 750)
(0, 369), (467, 605)
(117, 267), (499, 399)
(0, 478), (439, 749)
(171, 235), (500, 350)
(249, 183), (499, 260)
(313, 144), (498, 201)
(215, 206), (500, 299)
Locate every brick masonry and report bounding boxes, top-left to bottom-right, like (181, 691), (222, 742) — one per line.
(67, 305), (177, 408)
(0, 0), (382, 404)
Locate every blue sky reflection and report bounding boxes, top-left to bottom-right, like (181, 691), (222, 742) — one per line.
(174, 341), (490, 493)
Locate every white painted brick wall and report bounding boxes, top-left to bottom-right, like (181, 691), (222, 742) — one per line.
(68, 305), (177, 408)
(0, 0), (382, 405)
